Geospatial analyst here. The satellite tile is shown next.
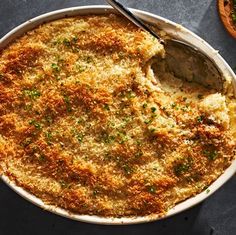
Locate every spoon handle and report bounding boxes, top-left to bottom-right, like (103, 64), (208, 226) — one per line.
(106, 0), (164, 43)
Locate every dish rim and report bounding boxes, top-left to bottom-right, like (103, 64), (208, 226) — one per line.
(0, 5), (236, 225)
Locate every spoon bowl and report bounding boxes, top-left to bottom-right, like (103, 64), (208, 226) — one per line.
(106, 0), (223, 91)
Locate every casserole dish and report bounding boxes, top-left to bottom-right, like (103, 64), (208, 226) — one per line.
(0, 5), (236, 224)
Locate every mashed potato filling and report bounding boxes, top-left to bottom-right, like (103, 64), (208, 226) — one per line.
(0, 14), (235, 217)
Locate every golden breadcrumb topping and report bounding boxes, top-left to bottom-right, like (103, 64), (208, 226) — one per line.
(0, 14), (235, 217)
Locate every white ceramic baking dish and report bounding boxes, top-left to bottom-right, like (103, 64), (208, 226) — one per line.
(0, 5), (236, 225)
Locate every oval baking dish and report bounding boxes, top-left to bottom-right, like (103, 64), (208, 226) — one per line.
(0, 6), (236, 225)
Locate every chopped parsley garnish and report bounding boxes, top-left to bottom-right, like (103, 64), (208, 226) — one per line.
(135, 151), (143, 158)
(123, 164), (132, 175)
(93, 189), (99, 196)
(45, 131), (53, 145)
(151, 107), (157, 113)
(174, 160), (191, 176)
(203, 149), (218, 161)
(127, 91), (136, 99)
(76, 118), (84, 124)
(62, 38), (70, 47)
(182, 97), (187, 102)
(171, 102), (177, 108)
(23, 88), (41, 100)
(150, 128), (156, 133)
(100, 131), (115, 144)
(147, 185), (156, 194)
(142, 103), (147, 109)
(63, 95), (72, 112)
(206, 188), (210, 194)
(24, 103), (33, 111)
(72, 36), (78, 43)
(104, 104), (110, 111)
(197, 115), (205, 123)
(144, 120), (152, 124)
(76, 133), (84, 143)
(76, 65), (86, 73)
(117, 132), (128, 144)
(59, 180), (68, 189)
(84, 56), (93, 63)
(51, 63), (60, 72)
(29, 119), (42, 130)
(38, 154), (46, 162)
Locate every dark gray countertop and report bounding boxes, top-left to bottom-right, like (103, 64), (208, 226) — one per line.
(0, 1), (236, 234)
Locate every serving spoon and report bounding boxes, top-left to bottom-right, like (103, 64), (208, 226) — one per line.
(106, 0), (223, 91)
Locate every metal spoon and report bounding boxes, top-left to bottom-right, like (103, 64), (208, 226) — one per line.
(106, 0), (223, 91)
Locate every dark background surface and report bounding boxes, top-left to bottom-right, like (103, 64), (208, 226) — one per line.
(0, 0), (236, 234)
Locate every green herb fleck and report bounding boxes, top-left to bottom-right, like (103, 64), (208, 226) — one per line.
(24, 103), (33, 111)
(147, 185), (156, 194)
(104, 104), (110, 111)
(29, 119), (42, 130)
(197, 115), (204, 123)
(100, 131), (115, 144)
(151, 107), (157, 113)
(150, 128), (156, 133)
(45, 131), (53, 145)
(135, 151), (143, 158)
(143, 103), (147, 109)
(63, 38), (70, 47)
(171, 102), (177, 108)
(72, 36), (78, 43)
(144, 119), (152, 125)
(23, 88), (41, 100)
(127, 91), (136, 99)
(174, 162), (190, 176)
(76, 133), (84, 143)
(38, 154), (46, 162)
(59, 180), (68, 189)
(76, 118), (84, 124)
(203, 149), (218, 161)
(63, 95), (72, 112)
(93, 190), (99, 196)
(76, 65), (86, 73)
(123, 164), (132, 175)
(206, 188), (210, 194)
(118, 132), (128, 144)
(84, 56), (93, 63)
(51, 63), (60, 72)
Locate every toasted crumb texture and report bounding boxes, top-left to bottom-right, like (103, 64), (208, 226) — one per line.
(0, 14), (235, 218)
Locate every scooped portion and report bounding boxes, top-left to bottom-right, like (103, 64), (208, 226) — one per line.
(0, 14), (235, 217)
